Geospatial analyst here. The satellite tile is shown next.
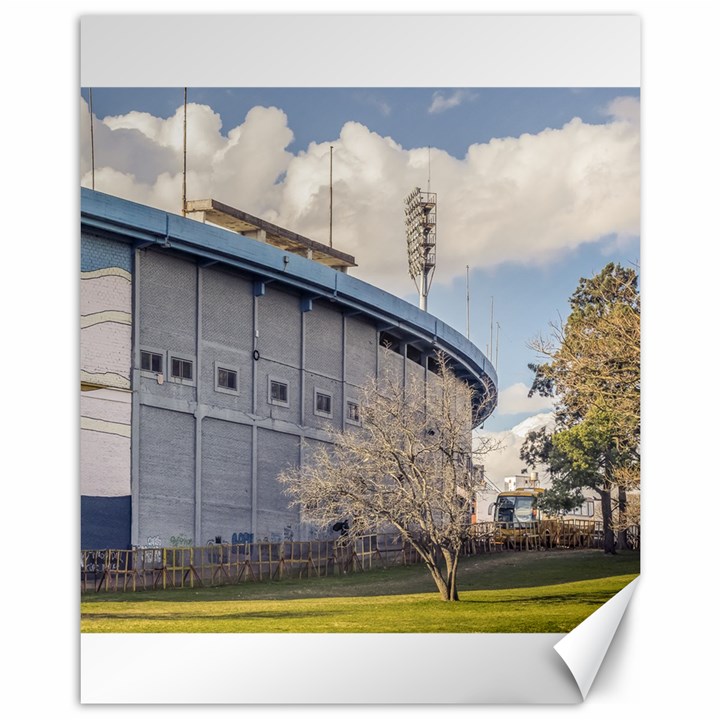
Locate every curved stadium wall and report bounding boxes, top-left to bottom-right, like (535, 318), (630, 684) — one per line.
(80, 189), (498, 550)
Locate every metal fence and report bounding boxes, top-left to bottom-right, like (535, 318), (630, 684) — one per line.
(81, 522), (639, 594)
(469, 519), (640, 552)
(81, 534), (421, 593)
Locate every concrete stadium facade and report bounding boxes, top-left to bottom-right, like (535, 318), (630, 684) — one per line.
(80, 188), (498, 550)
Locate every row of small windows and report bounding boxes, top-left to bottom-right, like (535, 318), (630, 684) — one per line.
(141, 350), (194, 383)
(270, 381), (346, 421)
(142, 350), (234, 389)
(140, 348), (359, 423)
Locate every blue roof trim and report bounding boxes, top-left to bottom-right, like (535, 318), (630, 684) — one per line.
(81, 189), (497, 423)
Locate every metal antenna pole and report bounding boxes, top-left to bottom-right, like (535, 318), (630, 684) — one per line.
(420, 271), (428, 312)
(490, 296), (494, 362)
(182, 87), (187, 216)
(427, 147), (431, 194)
(88, 88), (95, 190)
(329, 145), (334, 248)
(466, 265), (470, 339)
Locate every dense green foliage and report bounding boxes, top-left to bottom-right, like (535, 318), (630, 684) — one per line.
(523, 263), (641, 552)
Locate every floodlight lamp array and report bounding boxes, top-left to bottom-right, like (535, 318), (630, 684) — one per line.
(404, 187), (438, 279)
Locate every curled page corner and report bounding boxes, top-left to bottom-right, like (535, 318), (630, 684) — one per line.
(554, 576), (639, 700)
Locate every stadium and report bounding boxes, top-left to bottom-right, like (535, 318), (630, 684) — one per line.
(80, 188), (498, 550)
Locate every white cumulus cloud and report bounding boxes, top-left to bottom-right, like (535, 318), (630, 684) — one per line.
(474, 412), (555, 490)
(80, 95), (640, 297)
(496, 383), (554, 416)
(428, 90), (476, 114)
(357, 93), (391, 116)
(605, 95), (641, 125)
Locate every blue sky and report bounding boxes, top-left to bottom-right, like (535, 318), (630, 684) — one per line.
(79, 86), (640, 438)
(81, 87), (637, 159)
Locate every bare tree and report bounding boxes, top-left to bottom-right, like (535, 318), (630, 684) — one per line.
(279, 354), (498, 602)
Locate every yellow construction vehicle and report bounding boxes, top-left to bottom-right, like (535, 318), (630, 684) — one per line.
(480, 479), (598, 549)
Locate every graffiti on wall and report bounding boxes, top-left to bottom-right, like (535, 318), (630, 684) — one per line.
(82, 550), (125, 574)
(139, 536), (163, 564)
(169, 535), (193, 547)
(231, 532), (254, 545)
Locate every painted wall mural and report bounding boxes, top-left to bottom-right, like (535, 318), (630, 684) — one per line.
(80, 235), (133, 550)
(80, 267), (132, 390)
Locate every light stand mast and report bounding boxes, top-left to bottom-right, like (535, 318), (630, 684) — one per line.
(404, 186), (437, 311)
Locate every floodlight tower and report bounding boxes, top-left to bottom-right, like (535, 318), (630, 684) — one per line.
(404, 187), (437, 311)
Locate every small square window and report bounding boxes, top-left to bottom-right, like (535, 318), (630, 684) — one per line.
(270, 379), (289, 406)
(346, 400), (360, 424)
(171, 357), (193, 381)
(217, 367), (237, 391)
(141, 351), (163, 373)
(316, 392), (332, 416)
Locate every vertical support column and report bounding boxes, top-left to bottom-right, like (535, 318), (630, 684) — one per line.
(400, 342), (408, 391)
(420, 270), (428, 312)
(423, 351), (430, 416)
(375, 328), (380, 380)
(194, 265), (203, 545)
(251, 425), (258, 539)
(341, 314), (347, 431)
(252, 292), (258, 415)
(300, 309), (306, 422)
(250, 282), (261, 542)
(130, 248), (141, 547)
(298, 436), (305, 540)
(185, 210), (207, 224)
(194, 409), (203, 545)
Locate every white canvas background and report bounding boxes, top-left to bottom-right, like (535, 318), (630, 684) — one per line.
(3, 1), (716, 718)
(77, 11), (639, 706)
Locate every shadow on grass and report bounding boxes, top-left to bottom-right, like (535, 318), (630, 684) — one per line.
(85, 610), (333, 622)
(458, 593), (614, 606)
(82, 549), (640, 605)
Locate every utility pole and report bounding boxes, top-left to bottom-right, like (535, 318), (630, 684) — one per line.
(466, 265), (470, 339)
(489, 296), (494, 362)
(182, 87), (187, 216)
(88, 88), (95, 190)
(329, 145), (334, 248)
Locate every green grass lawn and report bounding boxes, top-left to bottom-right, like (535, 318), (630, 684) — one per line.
(81, 548), (639, 634)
